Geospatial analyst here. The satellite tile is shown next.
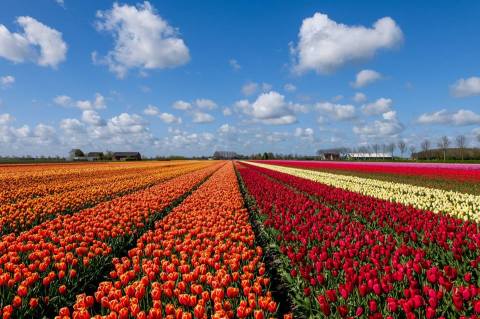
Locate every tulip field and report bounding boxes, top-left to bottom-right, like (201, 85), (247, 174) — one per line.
(1, 160), (480, 318)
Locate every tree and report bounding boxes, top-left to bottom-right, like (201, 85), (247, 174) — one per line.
(477, 133), (480, 147)
(456, 135), (467, 160)
(437, 136), (450, 161)
(69, 149), (84, 159)
(388, 143), (396, 158)
(372, 144), (380, 157)
(409, 145), (416, 159)
(397, 140), (407, 158)
(420, 139), (431, 159)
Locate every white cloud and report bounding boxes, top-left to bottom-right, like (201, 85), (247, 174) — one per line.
(33, 123), (56, 144)
(0, 113), (14, 125)
(143, 105), (181, 123)
(242, 82), (258, 96)
(316, 102), (356, 120)
(229, 59), (241, 70)
(241, 82), (272, 96)
(223, 108), (232, 116)
(54, 93), (106, 110)
(53, 95), (72, 107)
(60, 118), (85, 134)
(82, 110), (105, 126)
(143, 104), (159, 116)
(250, 91), (296, 124)
(75, 93), (106, 110)
(294, 127), (314, 141)
(353, 110), (404, 138)
(284, 83), (297, 92)
(1, 75), (15, 88)
(218, 123), (237, 134)
(291, 13), (402, 74)
(417, 109), (480, 126)
(159, 112), (181, 124)
(172, 100), (191, 110)
(195, 98), (217, 110)
(362, 97), (392, 115)
(192, 111), (214, 123)
(353, 92), (367, 103)
(450, 77), (480, 97)
(55, 0), (65, 7)
(0, 16), (67, 67)
(94, 2), (189, 78)
(352, 69), (382, 88)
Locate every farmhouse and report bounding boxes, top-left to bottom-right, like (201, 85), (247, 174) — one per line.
(347, 152), (393, 160)
(113, 152), (141, 161)
(317, 148), (349, 160)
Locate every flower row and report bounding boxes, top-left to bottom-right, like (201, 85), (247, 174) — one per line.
(0, 162), (191, 205)
(0, 161), (211, 235)
(59, 162), (285, 319)
(237, 162), (480, 318)
(259, 160), (480, 182)
(246, 161), (480, 221)
(0, 163), (220, 319)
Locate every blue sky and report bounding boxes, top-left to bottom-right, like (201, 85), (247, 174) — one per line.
(0, 0), (479, 157)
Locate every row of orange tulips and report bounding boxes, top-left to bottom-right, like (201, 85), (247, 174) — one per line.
(0, 162), (211, 235)
(0, 162), (221, 319)
(0, 162), (194, 205)
(60, 162), (288, 319)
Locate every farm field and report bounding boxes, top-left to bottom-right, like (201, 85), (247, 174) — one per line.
(1, 160), (480, 318)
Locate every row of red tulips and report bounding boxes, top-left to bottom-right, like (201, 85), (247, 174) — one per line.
(59, 162), (287, 319)
(0, 163), (220, 319)
(237, 162), (480, 318)
(259, 160), (480, 182)
(243, 163), (480, 264)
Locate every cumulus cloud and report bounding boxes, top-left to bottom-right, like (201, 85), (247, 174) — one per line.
(229, 59), (241, 70)
(60, 118), (85, 135)
(250, 91), (297, 124)
(294, 127), (314, 141)
(159, 112), (181, 124)
(362, 97), (392, 115)
(417, 109), (480, 126)
(353, 92), (367, 103)
(218, 123), (237, 134)
(54, 93), (106, 110)
(172, 100), (191, 110)
(0, 113), (14, 125)
(352, 69), (382, 88)
(235, 91), (305, 125)
(160, 128), (215, 151)
(94, 2), (189, 78)
(0, 16), (67, 67)
(1, 75), (15, 88)
(241, 82), (272, 96)
(143, 104), (159, 116)
(143, 105), (181, 124)
(284, 83), (297, 92)
(242, 82), (258, 96)
(353, 110), (404, 138)
(291, 13), (403, 74)
(195, 98), (217, 110)
(223, 108), (232, 116)
(316, 102), (356, 120)
(450, 77), (480, 97)
(82, 110), (105, 126)
(192, 111), (214, 123)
